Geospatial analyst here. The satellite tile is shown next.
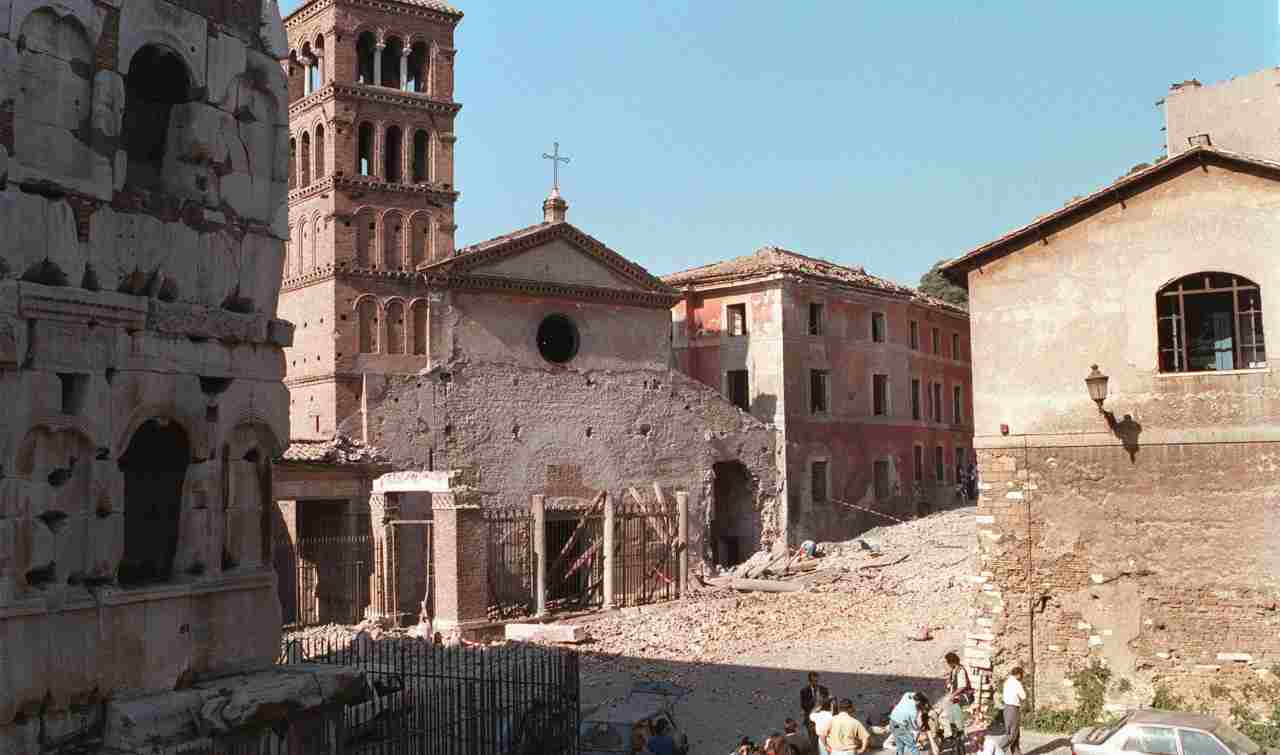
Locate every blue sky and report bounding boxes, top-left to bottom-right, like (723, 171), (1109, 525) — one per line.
(280, 1), (1279, 285)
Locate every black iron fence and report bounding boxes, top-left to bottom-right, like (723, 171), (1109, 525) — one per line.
(613, 503), (679, 607)
(280, 635), (580, 755)
(545, 513), (604, 611)
(275, 534), (374, 627)
(486, 507), (535, 620)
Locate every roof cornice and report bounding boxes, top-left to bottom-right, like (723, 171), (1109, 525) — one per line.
(424, 273), (681, 309)
(285, 0), (462, 28)
(941, 146), (1280, 284)
(288, 83), (462, 119)
(287, 174), (459, 205)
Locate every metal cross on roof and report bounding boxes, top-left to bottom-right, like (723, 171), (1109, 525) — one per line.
(542, 141), (570, 192)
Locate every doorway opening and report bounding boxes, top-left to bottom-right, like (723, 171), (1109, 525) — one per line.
(118, 420), (190, 586)
(710, 461), (758, 568)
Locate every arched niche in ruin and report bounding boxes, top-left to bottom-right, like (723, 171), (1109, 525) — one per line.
(385, 299), (405, 354)
(14, 9), (95, 184)
(13, 424), (97, 592)
(117, 419), (190, 587)
(122, 44), (194, 192)
(223, 422), (278, 572)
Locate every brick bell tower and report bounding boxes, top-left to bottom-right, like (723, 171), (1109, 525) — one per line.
(280, 0), (461, 441)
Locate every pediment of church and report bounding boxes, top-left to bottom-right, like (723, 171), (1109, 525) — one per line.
(469, 237), (646, 291)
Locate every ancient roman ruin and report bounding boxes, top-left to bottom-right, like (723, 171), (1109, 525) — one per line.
(0, 0), (363, 751)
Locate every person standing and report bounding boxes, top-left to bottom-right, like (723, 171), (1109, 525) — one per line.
(889, 693), (926, 755)
(825, 699), (871, 755)
(784, 718), (816, 755)
(941, 652), (973, 738)
(1002, 667), (1027, 755)
(800, 672), (830, 742)
(810, 693), (836, 755)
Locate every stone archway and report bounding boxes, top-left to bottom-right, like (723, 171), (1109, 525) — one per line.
(118, 420), (190, 587)
(710, 461), (758, 568)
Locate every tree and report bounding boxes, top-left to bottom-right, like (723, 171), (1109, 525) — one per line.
(918, 259), (968, 309)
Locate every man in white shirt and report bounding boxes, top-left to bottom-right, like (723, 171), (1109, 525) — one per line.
(810, 692), (835, 755)
(1002, 667), (1027, 755)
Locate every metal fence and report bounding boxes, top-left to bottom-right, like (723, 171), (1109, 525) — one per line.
(545, 514), (604, 611)
(280, 635), (580, 755)
(276, 534), (374, 627)
(613, 503), (679, 607)
(486, 507), (535, 620)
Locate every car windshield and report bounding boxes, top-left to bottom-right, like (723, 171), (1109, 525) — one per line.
(1212, 722), (1260, 754)
(1092, 714), (1132, 744)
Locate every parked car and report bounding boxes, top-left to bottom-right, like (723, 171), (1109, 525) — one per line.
(1071, 710), (1263, 755)
(580, 682), (690, 755)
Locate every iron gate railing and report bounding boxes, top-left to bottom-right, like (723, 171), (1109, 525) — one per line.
(280, 635), (580, 755)
(276, 534), (374, 627)
(545, 513), (604, 611)
(485, 507), (535, 620)
(613, 503), (679, 607)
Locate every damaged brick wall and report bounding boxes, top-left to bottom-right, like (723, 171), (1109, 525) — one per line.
(364, 360), (782, 569)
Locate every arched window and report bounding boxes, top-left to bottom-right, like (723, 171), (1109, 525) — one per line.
(1158, 272), (1266, 373)
(288, 137), (297, 190)
(299, 132), (311, 187)
(290, 223), (302, 276)
(314, 124), (326, 179)
(311, 34), (325, 89)
(299, 221), (309, 273)
(355, 209), (377, 267)
(383, 211), (403, 269)
(123, 44), (194, 191)
(310, 216), (322, 271)
(287, 50), (304, 102)
(409, 213), (430, 267)
(381, 37), (404, 88)
(357, 298), (378, 353)
(407, 42), (429, 92)
(356, 32), (376, 84)
(386, 300), (406, 354)
(412, 301), (429, 355)
(357, 122), (373, 176)
(412, 130), (429, 182)
(384, 125), (402, 182)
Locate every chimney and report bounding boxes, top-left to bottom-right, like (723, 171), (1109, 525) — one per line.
(543, 188), (568, 223)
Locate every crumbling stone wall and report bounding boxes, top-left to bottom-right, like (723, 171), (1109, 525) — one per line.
(962, 161), (1280, 714)
(0, 0), (294, 750)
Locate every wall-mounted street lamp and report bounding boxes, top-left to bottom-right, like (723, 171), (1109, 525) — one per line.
(1085, 365), (1109, 410)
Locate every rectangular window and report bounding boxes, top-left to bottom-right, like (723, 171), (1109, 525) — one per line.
(872, 374), (889, 416)
(932, 327), (941, 354)
(932, 382), (943, 422)
(810, 370), (830, 414)
(935, 445), (945, 481)
(953, 384), (963, 423)
(952, 333), (961, 361)
(809, 302), (825, 336)
(911, 378), (921, 420)
(727, 303), (747, 337)
(956, 447), (967, 469)
(913, 446), (924, 482)
(910, 321), (920, 350)
(874, 460), (892, 501)
(871, 312), (886, 343)
(812, 460), (828, 503)
(727, 370), (750, 411)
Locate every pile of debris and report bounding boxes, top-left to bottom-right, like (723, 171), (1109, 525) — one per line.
(707, 533), (905, 593)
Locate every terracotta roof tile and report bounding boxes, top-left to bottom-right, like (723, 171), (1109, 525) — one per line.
(663, 246), (964, 313)
(280, 435), (389, 465)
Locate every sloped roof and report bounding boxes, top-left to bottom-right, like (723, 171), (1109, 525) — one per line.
(280, 435), (389, 465)
(663, 246), (965, 314)
(941, 146), (1280, 284)
(420, 220), (680, 307)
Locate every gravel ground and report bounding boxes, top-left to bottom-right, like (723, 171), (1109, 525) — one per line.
(574, 506), (987, 753)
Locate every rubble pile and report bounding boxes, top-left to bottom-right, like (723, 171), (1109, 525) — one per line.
(578, 507), (976, 672)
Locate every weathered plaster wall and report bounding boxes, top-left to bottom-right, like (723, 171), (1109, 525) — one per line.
(1165, 68), (1280, 162)
(963, 162), (1280, 713)
(674, 277), (973, 544)
(0, 0), (293, 749)
(364, 289), (783, 568)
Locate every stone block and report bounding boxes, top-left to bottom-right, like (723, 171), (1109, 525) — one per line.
(147, 300), (268, 344)
(975, 515), (995, 524)
(90, 70), (126, 142)
(1217, 652), (1253, 663)
(207, 31), (247, 106)
(259, 0), (288, 59)
(3, 192), (80, 284)
(267, 318), (294, 347)
(505, 623), (590, 643)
